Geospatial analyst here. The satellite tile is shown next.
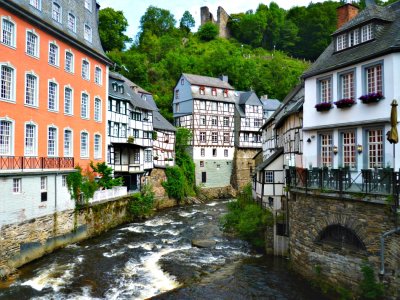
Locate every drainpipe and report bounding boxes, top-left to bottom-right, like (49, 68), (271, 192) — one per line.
(380, 227), (400, 275)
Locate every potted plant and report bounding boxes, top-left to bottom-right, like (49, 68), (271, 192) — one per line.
(359, 92), (384, 104)
(153, 156), (159, 160)
(334, 98), (356, 108)
(315, 102), (332, 112)
(127, 136), (134, 144)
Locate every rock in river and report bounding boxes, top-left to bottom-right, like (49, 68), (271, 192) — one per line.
(191, 239), (216, 248)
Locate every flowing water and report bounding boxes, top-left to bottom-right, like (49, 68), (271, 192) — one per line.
(0, 200), (328, 300)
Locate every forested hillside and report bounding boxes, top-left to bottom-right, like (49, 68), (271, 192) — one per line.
(99, 0), (396, 121)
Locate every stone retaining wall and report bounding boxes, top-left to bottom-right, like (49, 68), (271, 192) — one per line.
(289, 190), (400, 299)
(231, 148), (259, 190)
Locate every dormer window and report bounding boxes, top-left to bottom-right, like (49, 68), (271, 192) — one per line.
(223, 89), (228, 97)
(199, 86), (205, 95)
(118, 85), (124, 94)
(211, 88), (217, 96)
(175, 89), (179, 99)
(180, 78), (184, 85)
(112, 82), (117, 92)
(337, 34), (346, 51)
(361, 24), (373, 42)
(348, 28), (359, 47)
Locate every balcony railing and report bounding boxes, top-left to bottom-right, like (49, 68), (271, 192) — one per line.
(0, 156), (74, 171)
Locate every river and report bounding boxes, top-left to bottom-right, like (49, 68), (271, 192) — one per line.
(0, 200), (328, 299)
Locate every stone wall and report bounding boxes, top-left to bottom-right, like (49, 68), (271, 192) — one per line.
(289, 190), (400, 298)
(200, 6), (231, 39)
(231, 148), (259, 190)
(199, 186), (236, 201)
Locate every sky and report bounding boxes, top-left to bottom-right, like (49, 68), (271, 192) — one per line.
(98, 0), (329, 40)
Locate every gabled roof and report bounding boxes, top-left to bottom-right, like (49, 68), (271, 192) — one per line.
(255, 147), (284, 172)
(238, 91), (263, 106)
(153, 111), (176, 132)
(182, 73), (234, 90)
(303, 1), (400, 79)
(262, 99), (281, 111)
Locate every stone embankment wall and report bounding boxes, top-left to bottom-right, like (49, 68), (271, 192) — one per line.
(289, 190), (400, 299)
(231, 148), (259, 190)
(146, 168), (178, 209)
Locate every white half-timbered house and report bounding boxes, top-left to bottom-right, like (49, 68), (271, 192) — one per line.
(107, 72), (155, 191)
(173, 74), (236, 188)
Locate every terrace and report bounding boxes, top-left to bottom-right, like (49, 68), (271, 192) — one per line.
(0, 156), (74, 172)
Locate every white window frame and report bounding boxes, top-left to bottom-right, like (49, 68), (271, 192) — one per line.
(94, 133), (101, 159)
(24, 121), (38, 156)
(367, 128), (383, 169)
(48, 42), (59, 67)
(40, 176), (47, 192)
(64, 85), (73, 115)
(320, 133), (332, 168)
(65, 50), (74, 73)
(81, 92), (90, 119)
(62, 174), (67, 187)
(80, 130), (89, 158)
(364, 63), (383, 94)
(336, 34), (346, 51)
(52, 2), (62, 23)
(81, 59), (90, 80)
(265, 171), (274, 183)
(26, 29), (40, 58)
(67, 13), (76, 32)
(144, 149), (152, 162)
(0, 118), (14, 156)
(341, 131), (356, 169)
(84, 24), (92, 43)
(0, 63), (16, 103)
(200, 148), (205, 157)
(94, 97), (102, 122)
(349, 28), (359, 47)
(84, 0), (92, 12)
(47, 125), (58, 157)
(223, 132), (229, 143)
(29, 0), (42, 10)
(199, 132), (206, 143)
(48, 79), (59, 111)
(64, 128), (73, 157)
(13, 178), (21, 194)
(94, 66), (102, 85)
(339, 71), (355, 100)
(318, 77), (332, 103)
(211, 132), (218, 143)
(24, 71), (39, 107)
(1, 17), (16, 48)
(361, 24), (373, 42)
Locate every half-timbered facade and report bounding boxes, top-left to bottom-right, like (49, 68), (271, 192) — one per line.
(107, 72), (154, 191)
(173, 74), (235, 188)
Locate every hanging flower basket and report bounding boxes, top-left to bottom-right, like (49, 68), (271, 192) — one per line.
(359, 92), (384, 104)
(315, 102), (332, 112)
(334, 98), (356, 108)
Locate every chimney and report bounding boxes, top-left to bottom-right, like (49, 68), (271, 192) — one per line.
(219, 75), (228, 83)
(336, 2), (359, 29)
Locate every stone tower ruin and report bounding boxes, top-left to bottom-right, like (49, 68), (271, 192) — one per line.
(200, 6), (231, 39)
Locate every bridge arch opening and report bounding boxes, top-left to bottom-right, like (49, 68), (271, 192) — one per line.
(316, 224), (366, 251)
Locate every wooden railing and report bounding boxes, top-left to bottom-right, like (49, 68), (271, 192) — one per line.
(0, 156), (74, 171)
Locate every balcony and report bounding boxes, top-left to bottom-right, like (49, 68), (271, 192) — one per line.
(0, 156), (74, 171)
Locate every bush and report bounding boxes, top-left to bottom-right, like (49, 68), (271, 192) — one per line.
(358, 263), (384, 299)
(197, 22), (219, 41)
(129, 183), (155, 218)
(162, 166), (186, 200)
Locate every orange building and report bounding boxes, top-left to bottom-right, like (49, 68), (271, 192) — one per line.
(0, 0), (111, 222)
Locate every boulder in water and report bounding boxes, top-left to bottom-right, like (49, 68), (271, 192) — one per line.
(191, 239), (216, 248)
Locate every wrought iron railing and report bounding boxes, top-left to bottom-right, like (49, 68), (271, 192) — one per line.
(0, 156), (74, 171)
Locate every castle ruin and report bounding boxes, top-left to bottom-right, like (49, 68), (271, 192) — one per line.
(200, 6), (231, 39)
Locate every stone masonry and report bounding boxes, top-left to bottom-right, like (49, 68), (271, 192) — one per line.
(231, 148), (259, 190)
(200, 6), (231, 39)
(289, 190), (400, 298)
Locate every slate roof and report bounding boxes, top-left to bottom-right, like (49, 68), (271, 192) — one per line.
(182, 73), (234, 90)
(303, 1), (400, 79)
(234, 92), (263, 117)
(153, 111), (176, 132)
(262, 99), (281, 111)
(255, 147), (284, 172)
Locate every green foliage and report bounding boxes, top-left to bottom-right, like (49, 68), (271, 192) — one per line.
(197, 22), (219, 41)
(358, 263), (385, 299)
(139, 6), (176, 42)
(162, 166), (186, 200)
(98, 8), (132, 51)
(90, 161), (123, 189)
(180, 11), (195, 34)
(221, 184), (273, 249)
(152, 131), (158, 140)
(129, 184), (155, 218)
(66, 166), (97, 205)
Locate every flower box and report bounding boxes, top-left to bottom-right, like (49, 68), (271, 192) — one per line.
(359, 92), (384, 104)
(334, 98), (356, 108)
(315, 102), (332, 112)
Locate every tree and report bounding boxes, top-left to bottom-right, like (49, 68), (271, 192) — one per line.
(90, 162), (123, 189)
(197, 22), (219, 41)
(180, 11), (195, 34)
(98, 8), (132, 52)
(139, 6), (176, 42)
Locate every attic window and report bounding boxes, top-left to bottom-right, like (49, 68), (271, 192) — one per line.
(118, 85), (124, 94)
(361, 23), (372, 42)
(175, 89), (179, 99)
(348, 28), (359, 47)
(223, 89), (228, 97)
(337, 34), (346, 51)
(199, 86), (205, 95)
(181, 78), (184, 85)
(143, 95), (147, 101)
(211, 88), (217, 96)
(112, 82), (117, 92)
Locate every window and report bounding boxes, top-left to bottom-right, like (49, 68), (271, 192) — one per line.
(199, 132), (206, 143)
(0, 120), (12, 155)
(49, 43), (59, 66)
(265, 171), (274, 183)
(361, 24), (372, 42)
(211, 102), (217, 111)
(365, 64), (382, 94)
(48, 81), (58, 111)
(181, 78), (184, 85)
(200, 161), (204, 167)
(211, 116), (218, 126)
(337, 34), (346, 51)
(212, 148), (217, 157)
(64, 129), (72, 157)
(1, 18), (16, 47)
(145, 150), (152, 162)
(175, 103), (180, 113)
(64, 87), (73, 115)
(94, 134), (101, 159)
(224, 149), (228, 157)
(48, 127), (57, 156)
(95, 67), (102, 85)
(94, 98), (101, 121)
(211, 88), (217, 96)
(119, 101), (126, 115)
(65, 51), (74, 73)
(62, 175), (67, 187)
(223, 89), (228, 98)
(120, 124), (127, 138)
(175, 89), (179, 99)
(84, 24), (92, 42)
(223, 132), (229, 143)
(254, 119), (262, 127)
(349, 29), (359, 47)
(199, 86), (205, 95)
(245, 118), (250, 127)
(200, 115), (206, 126)
(80, 132), (88, 157)
(84, 0), (92, 11)
(223, 103), (229, 111)
(52, 2), (62, 23)
(41, 176), (47, 191)
(67, 13), (76, 32)
(0, 64), (14, 101)
(212, 132), (218, 143)
(367, 129), (383, 168)
(30, 0), (41, 10)
(81, 93), (89, 119)
(339, 71), (354, 99)
(223, 117), (229, 127)
(132, 129), (139, 138)
(82, 59), (90, 80)
(199, 101), (206, 110)
(320, 133), (332, 167)
(25, 123), (37, 156)
(253, 134), (261, 143)
(319, 77), (332, 103)
(200, 148), (205, 157)
(342, 131), (356, 169)
(26, 31), (39, 57)
(13, 178), (21, 193)
(25, 73), (38, 106)
(201, 172), (206, 183)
